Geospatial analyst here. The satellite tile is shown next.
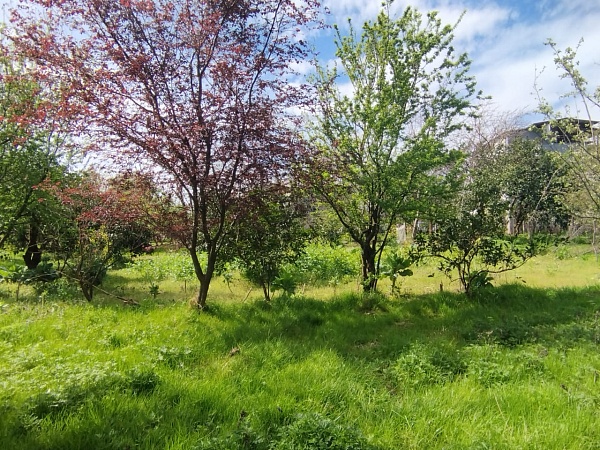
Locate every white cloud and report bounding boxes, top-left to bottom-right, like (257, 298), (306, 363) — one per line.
(289, 59), (314, 76)
(315, 0), (600, 118)
(465, 4), (600, 114)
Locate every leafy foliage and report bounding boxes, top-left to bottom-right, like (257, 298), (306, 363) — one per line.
(234, 189), (310, 302)
(274, 413), (373, 450)
(393, 342), (466, 388)
(5, 0), (323, 308)
(40, 172), (153, 301)
(535, 39), (600, 248)
(500, 139), (569, 234)
(0, 56), (71, 267)
(291, 242), (359, 288)
(380, 247), (416, 296)
(309, 4), (479, 291)
(415, 163), (539, 295)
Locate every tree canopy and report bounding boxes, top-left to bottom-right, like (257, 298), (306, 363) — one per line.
(309, 4), (480, 291)
(537, 39), (600, 224)
(0, 55), (71, 269)
(5, 0), (323, 308)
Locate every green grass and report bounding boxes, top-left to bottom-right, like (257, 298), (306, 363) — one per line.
(0, 246), (600, 449)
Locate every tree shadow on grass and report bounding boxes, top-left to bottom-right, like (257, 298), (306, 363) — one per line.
(210, 283), (600, 363)
(6, 283), (598, 450)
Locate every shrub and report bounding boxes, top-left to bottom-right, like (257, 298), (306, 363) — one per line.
(291, 242), (359, 287)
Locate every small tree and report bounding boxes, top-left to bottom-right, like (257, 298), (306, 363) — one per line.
(233, 187), (309, 302)
(309, 4), (479, 292)
(44, 173), (152, 301)
(500, 138), (568, 235)
(0, 55), (70, 267)
(381, 248), (415, 296)
(415, 167), (537, 296)
(458, 104), (569, 236)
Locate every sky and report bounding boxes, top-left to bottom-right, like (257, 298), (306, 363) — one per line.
(2, 0), (599, 124)
(312, 0), (600, 123)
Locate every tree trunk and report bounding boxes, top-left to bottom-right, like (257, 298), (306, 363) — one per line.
(261, 282), (271, 302)
(23, 221), (42, 270)
(193, 249), (217, 310)
(80, 279), (94, 302)
(196, 276), (211, 309)
(361, 245), (378, 292)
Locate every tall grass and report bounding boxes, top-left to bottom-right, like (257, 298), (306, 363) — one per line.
(1, 245), (599, 448)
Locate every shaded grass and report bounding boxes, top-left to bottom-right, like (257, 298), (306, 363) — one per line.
(1, 280), (600, 449)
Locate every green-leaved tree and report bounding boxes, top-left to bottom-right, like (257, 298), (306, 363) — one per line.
(0, 55), (69, 268)
(309, 4), (480, 291)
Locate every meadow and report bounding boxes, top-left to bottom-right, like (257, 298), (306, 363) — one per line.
(0, 243), (599, 449)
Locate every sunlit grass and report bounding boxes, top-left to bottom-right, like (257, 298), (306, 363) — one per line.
(1, 244), (600, 448)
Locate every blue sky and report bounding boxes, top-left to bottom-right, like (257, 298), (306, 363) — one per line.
(2, 0), (599, 122)
(310, 0), (600, 122)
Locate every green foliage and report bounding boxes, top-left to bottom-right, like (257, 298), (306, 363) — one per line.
(0, 56), (71, 260)
(291, 242), (359, 288)
(500, 139), (569, 233)
(467, 129), (569, 236)
(415, 156), (543, 295)
(380, 247), (415, 295)
(1, 259), (58, 285)
(273, 413), (373, 450)
(310, 4), (479, 291)
(196, 418), (266, 450)
(195, 412), (374, 450)
(469, 270), (494, 290)
(35, 277), (81, 302)
(142, 249), (198, 282)
(537, 39), (600, 236)
(417, 225), (538, 296)
(126, 367), (161, 395)
(0, 258), (60, 301)
(131, 258), (167, 298)
(271, 271), (299, 298)
(38, 172), (160, 302)
(20, 361), (124, 419)
(355, 292), (388, 314)
(393, 343), (466, 388)
(232, 189), (309, 301)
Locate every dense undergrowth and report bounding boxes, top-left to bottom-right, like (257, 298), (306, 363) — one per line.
(1, 271), (600, 449)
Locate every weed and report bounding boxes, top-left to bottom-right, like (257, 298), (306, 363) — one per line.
(126, 367), (161, 395)
(555, 245), (572, 260)
(273, 412), (374, 450)
(393, 342), (466, 388)
(356, 292), (388, 314)
(156, 345), (197, 369)
(291, 243), (359, 287)
(102, 333), (126, 349)
(195, 417), (266, 450)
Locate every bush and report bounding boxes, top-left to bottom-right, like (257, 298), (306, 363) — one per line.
(37, 277), (81, 301)
(290, 242), (359, 287)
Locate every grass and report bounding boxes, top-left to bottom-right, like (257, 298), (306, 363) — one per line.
(0, 245), (599, 448)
